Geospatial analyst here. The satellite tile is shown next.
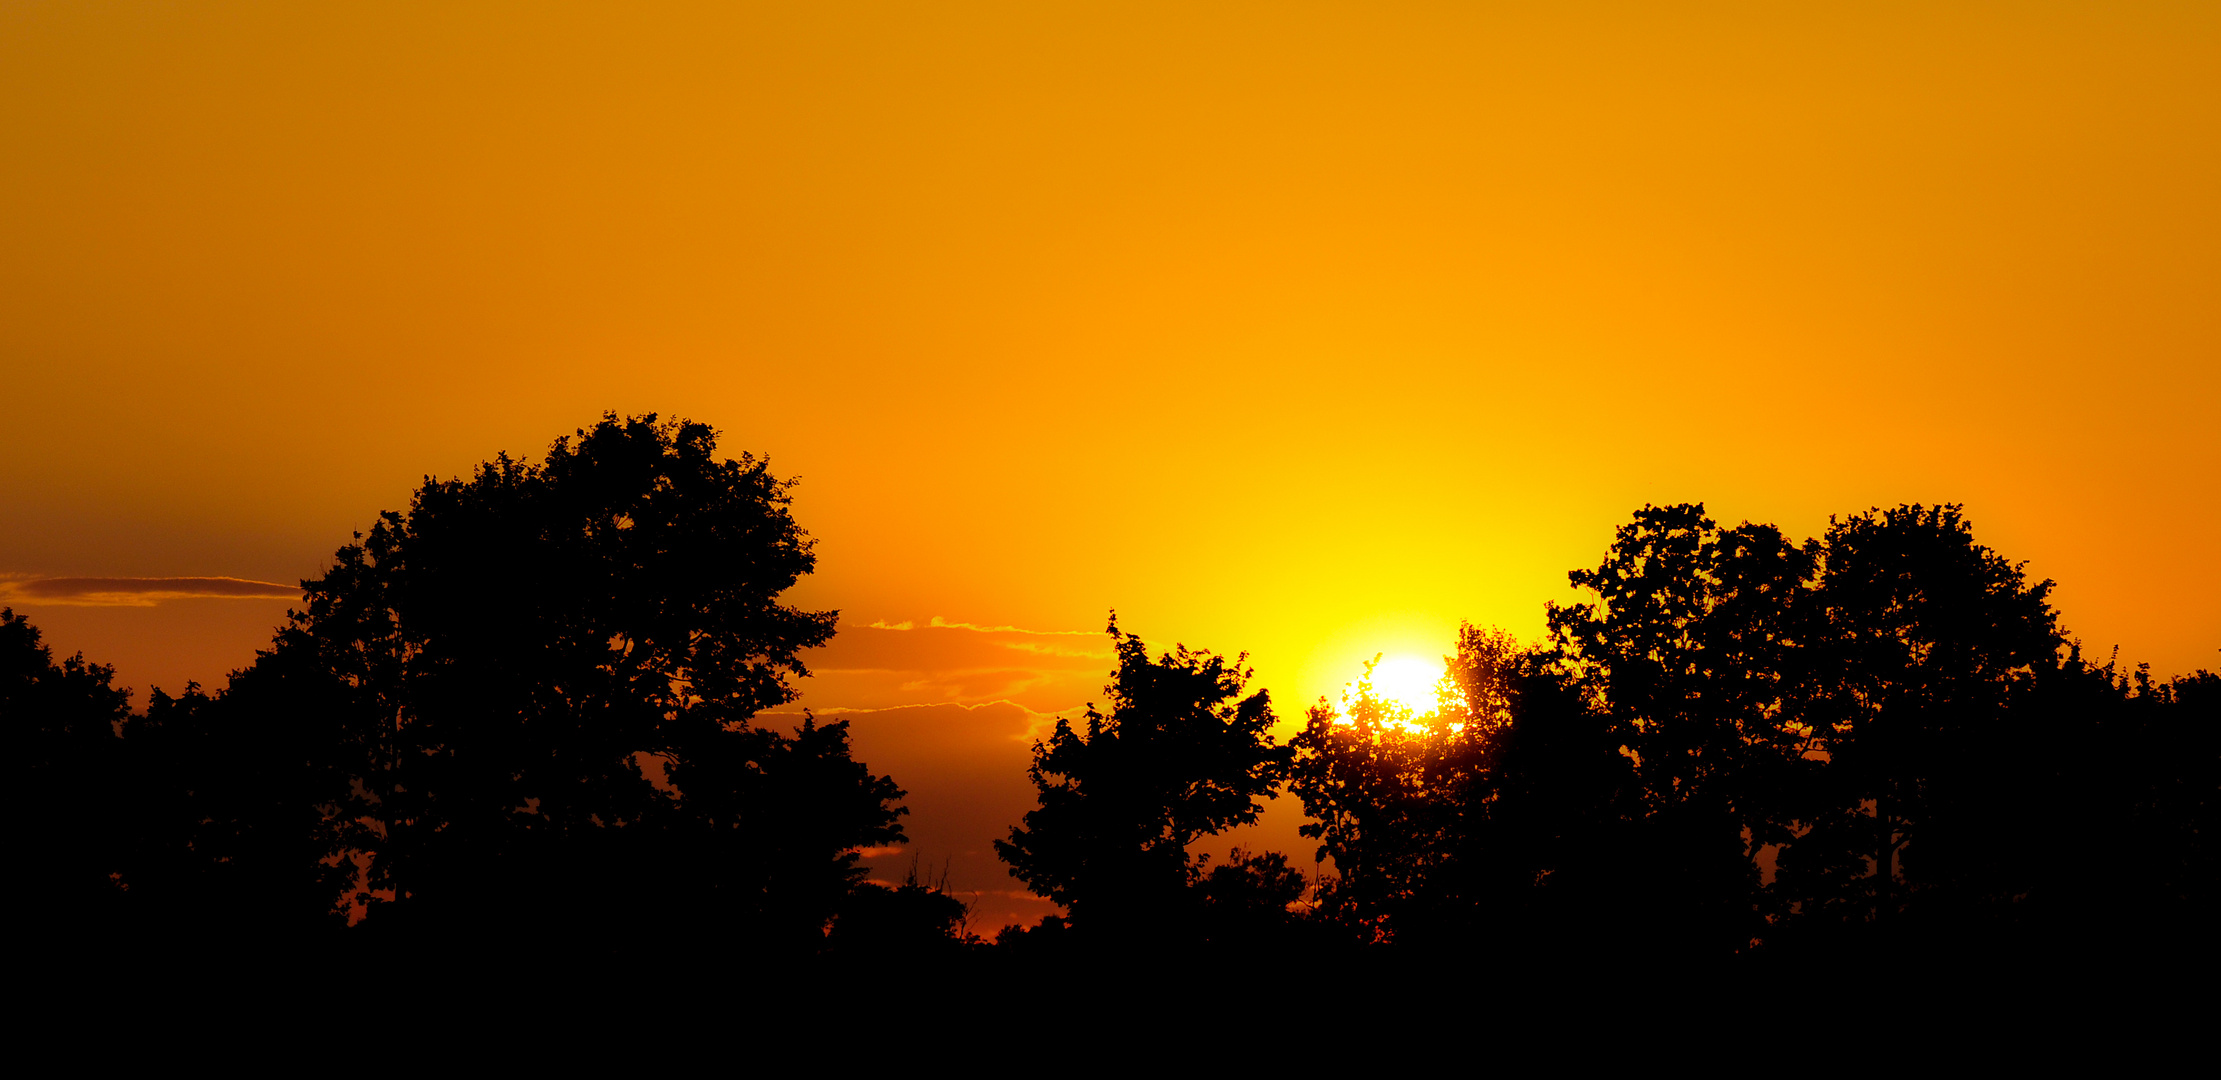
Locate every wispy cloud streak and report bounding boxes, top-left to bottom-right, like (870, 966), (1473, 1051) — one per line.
(1, 576), (297, 607)
(866, 615), (1100, 636)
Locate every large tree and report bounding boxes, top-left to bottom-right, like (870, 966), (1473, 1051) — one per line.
(258, 414), (905, 957)
(1541, 503), (1819, 952)
(995, 619), (1288, 942)
(1775, 504), (2063, 937)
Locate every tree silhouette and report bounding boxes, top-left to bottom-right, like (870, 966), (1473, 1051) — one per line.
(1289, 623), (1635, 949)
(128, 674), (358, 947)
(1288, 658), (1470, 942)
(825, 858), (979, 962)
(1540, 504), (1817, 953)
(248, 414), (907, 959)
(1775, 504), (2062, 941)
(1988, 647), (2220, 950)
(9, 608), (136, 955)
(20, 473), (2210, 972)
(1191, 848), (1310, 951)
(995, 617), (1289, 943)
(1443, 656), (1646, 960)
(11, 609), (350, 963)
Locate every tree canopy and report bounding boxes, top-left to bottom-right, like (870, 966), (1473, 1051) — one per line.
(1775, 504), (2065, 937)
(14, 469), (2212, 977)
(10, 415), (935, 967)
(995, 617), (1290, 942)
(272, 414), (904, 955)
(9, 609), (136, 941)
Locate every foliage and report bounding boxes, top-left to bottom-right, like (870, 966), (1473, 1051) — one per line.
(253, 413), (906, 953)
(17, 482), (2214, 968)
(1773, 504), (2063, 932)
(826, 858), (980, 960)
(1290, 657), (1467, 940)
(1288, 626), (1543, 941)
(1191, 848), (1310, 949)
(10, 606), (358, 957)
(1540, 503), (1819, 949)
(9, 608), (136, 941)
(995, 617), (1289, 939)
(1438, 659), (1642, 954)
(1285, 501), (2202, 960)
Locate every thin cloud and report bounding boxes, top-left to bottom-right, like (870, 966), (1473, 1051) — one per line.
(803, 618), (1112, 712)
(996, 639), (1112, 658)
(1, 575), (297, 607)
(860, 615), (1100, 636)
(925, 615), (1101, 636)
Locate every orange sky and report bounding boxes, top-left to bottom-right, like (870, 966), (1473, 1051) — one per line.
(5, 2), (2216, 930)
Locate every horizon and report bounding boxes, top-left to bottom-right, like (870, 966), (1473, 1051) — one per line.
(6, 3), (2216, 942)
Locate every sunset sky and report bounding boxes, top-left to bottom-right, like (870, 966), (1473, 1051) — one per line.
(5, 2), (2216, 929)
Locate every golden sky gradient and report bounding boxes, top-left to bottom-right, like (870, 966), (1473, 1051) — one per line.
(5, 2), (2216, 928)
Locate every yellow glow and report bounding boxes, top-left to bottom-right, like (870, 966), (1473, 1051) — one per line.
(3, 3), (2215, 709)
(3, 3), (2214, 933)
(1368, 655), (1445, 718)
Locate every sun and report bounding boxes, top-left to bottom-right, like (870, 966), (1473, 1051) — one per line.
(1369, 655), (1445, 716)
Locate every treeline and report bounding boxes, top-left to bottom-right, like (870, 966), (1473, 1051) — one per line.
(987, 507), (2214, 966)
(13, 416), (963, 974)
(10, 416), (2214, 975)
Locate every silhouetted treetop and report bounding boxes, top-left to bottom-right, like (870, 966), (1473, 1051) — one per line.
(261, 413), (899, 952)
(996, 616), (1288, 938)
(18, 474), (2212, 974)
(1289, 625), (1522, 941)
(302, 413), (835, 723)
(1776, 503), (2066, 932)
(9, 608), (136, 937)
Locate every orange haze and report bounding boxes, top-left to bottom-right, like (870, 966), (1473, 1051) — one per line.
(5, 2), (2216, 929)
